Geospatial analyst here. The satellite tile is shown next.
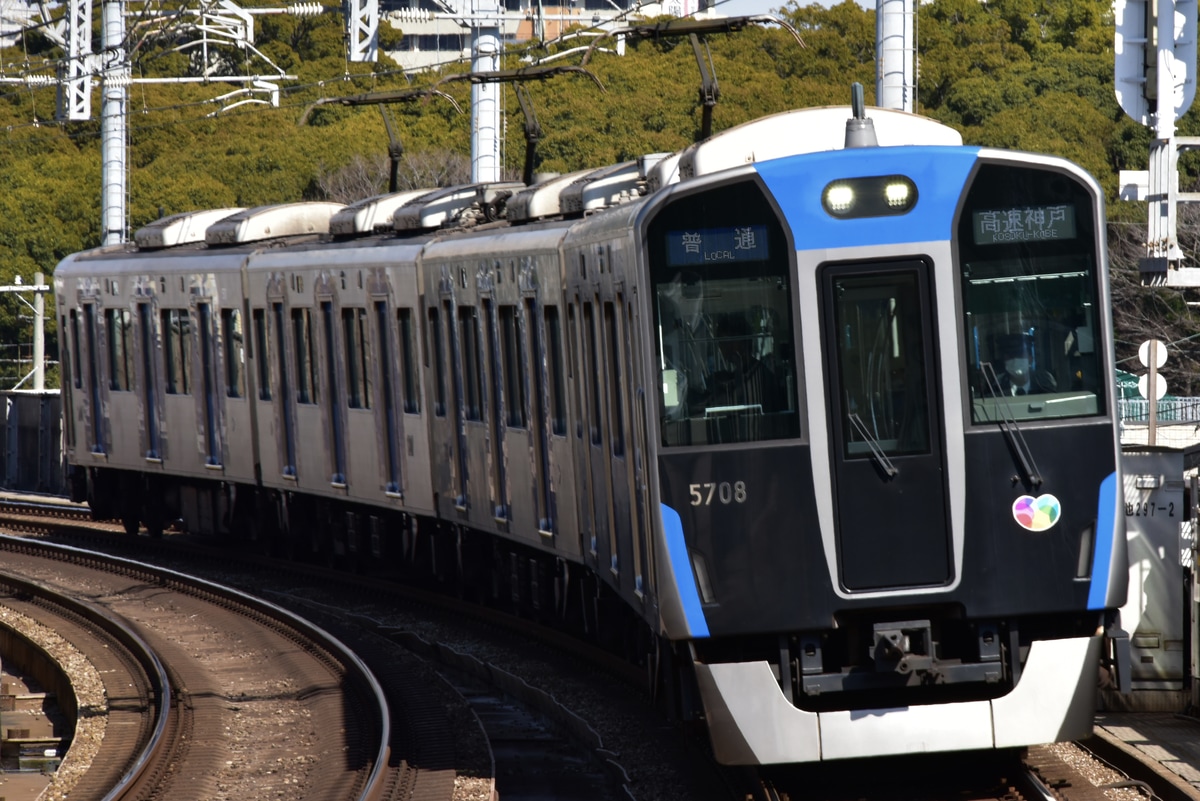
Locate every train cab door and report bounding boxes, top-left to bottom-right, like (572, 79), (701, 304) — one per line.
(821, 260), (952, 591)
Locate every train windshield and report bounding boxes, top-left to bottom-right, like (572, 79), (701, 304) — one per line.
(645, 179), (800, 446)
(958, 164), (1106, 424)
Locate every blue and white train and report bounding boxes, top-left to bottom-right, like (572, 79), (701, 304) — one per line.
(55, 100), (1126, 763)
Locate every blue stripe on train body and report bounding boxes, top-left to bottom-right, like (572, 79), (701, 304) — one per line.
(1088, 471), (1118, 610)
(660, 502), (710, 638)
(753, 146), (983, 249)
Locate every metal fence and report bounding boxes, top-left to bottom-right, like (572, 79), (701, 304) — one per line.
(0, 391), (64, 495)
(1117, 396), (1200, 425)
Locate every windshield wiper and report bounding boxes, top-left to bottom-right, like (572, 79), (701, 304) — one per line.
(980, 362), (1043, 487)
(848, 413), (898, 478)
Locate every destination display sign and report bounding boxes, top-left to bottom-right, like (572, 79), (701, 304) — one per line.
(666, 225), (769, 266)
(973, 205), (1076, 245)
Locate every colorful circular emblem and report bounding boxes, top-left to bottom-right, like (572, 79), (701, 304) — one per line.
(1012, 494), (1061, 531)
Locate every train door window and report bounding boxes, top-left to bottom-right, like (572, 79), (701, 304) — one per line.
(583, 302), (603, 446)
(604, 301), (625, 457)
(106, 308), (132, 391)
(69, 310), (82, 389)
(273, 303), (297, 477)
(253, 308), (271, 401)
(545, 306), (567, 436)
(83, 303), (104, 453)
(162, 309), (191, 395)
(459, 306), (483, 422)
(645, 178), (799, 446)
(958, 164), (1105, 423)
(500, 305), (527, 428)
(343, 307), (371, 410)
(375, 301), (402, 494)
(831, 270), (932, 459)
(137, 303), (161, 459)
(399, 308), (420, 414)
(292, 308), (318, 405)
(222, 308), (245, 399)
(429, 307), (446, 417)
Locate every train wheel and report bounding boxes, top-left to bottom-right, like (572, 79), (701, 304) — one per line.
(121, 502), (140, 536)
(119, 473), (141, 535)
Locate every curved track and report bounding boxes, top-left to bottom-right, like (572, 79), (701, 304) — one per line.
(0, 533), (391, 801)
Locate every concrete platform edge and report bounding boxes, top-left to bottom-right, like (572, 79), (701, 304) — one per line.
(1083, 727), (1200, 801)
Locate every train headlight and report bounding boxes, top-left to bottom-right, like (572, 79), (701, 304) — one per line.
(825, 184), (855, 212)
(822, 175), (918, 218)
(885, 181), (911, 207)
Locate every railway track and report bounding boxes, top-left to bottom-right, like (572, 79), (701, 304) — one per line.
(0, 497), (715, 801)
(0, 533), (392, 801)
(0, 497), (1183, 801)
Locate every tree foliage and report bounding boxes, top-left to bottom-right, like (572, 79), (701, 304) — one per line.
(0, 0), (1194, 391)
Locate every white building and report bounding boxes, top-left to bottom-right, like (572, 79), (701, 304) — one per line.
(383, 0), (716, 71)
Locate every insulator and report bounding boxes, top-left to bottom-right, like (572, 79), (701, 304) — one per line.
(389, 8), (431, 23)
(287, 2), (325, 16)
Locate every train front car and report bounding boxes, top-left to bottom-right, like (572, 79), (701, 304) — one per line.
(639, 137), (1124, 763)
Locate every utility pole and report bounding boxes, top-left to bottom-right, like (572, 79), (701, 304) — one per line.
(875, 0), (915, 112)
(101, 0), (127, 246)
(470, 0), (503, 183)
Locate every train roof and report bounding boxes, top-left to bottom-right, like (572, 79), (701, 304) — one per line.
(111, 104), (964, 259)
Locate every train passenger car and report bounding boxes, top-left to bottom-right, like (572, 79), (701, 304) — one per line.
(55, 100), (1126, 765)
(57, 209), (257, 535)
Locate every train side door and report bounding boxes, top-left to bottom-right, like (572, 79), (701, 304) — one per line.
(270, 295), (299, 478)
(821, 260), (952, 591)
(136, 301), (162, 460)
(602, 298), (631, 583)
(83, 301), (106, 454)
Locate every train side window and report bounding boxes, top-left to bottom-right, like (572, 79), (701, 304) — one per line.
(222, 308), (245, 399)
(162, 309), (191, 395)
(429, 307), (446, 417)
(106, 308), (132, 391)
(69, 310), (82, 389)
(343, 307), (371, 409)
(253, 308), (271, 400)
(292, 308), (318, 405)
(604, 301), (625, 456)
(398, 308), (420, 414)
(544, 306), (566, 436)
(500, 305), (527, 428)
(460, 306), (483, 422)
